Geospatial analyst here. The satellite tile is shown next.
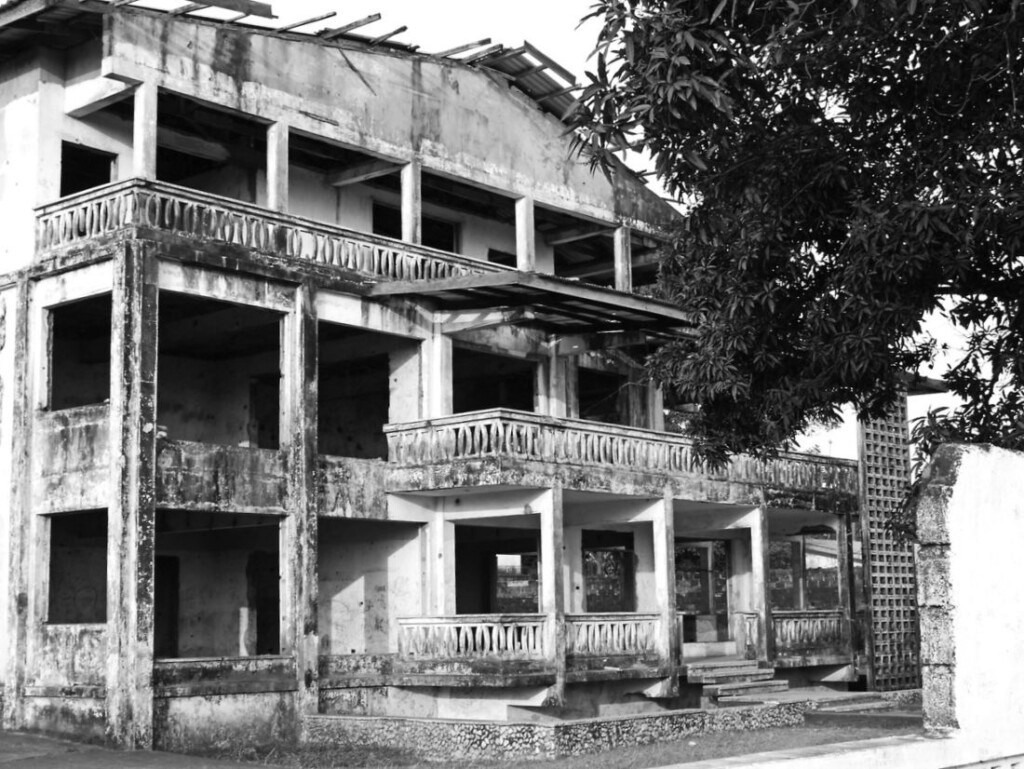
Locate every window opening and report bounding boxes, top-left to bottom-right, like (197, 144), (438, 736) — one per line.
(452, 348), (537, 414)
(372, 202), (459, 252)
(48, 510), (107, 624)
(60, 142), (115, 197)
(49, 294), (112, 410)
(157, 292), (283, 449)
(154, 510), (280, 658)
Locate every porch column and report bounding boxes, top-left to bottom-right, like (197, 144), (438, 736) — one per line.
(427, 515), (456, 615)
(267, 121), (289, 212)
(563, 526), (584, 613)
(547, 348), (568, 418)
(837, 510), (854, 649)
(281, 281), (319, 713)
(516, 196), (536, 271)
(401, 160), (422, 244)
(539, 482), (566, 702)
(106, 241), (158, 748)
(652, 492), (677, 667)
(751, 506), (772, 661)
(132, 81), (158, 180)
(614, 225), (632, 293)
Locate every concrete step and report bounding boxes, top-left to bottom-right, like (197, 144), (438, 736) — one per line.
(816, 699), (894, 713)
(703, 679), (790, 698)
(687, 668), (775, 685)
(681, 641), (738, 659)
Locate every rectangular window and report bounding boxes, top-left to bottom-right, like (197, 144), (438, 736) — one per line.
(49, 294), (112, 410)
(61, 142), (115, 197)
(48, 511), (107, 624)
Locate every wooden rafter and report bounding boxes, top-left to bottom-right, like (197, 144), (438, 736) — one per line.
(275, 11), (335, 33)
(432, 38), (491, 58)
(368, 25), (407, 46)
(320, 13), (381, 40)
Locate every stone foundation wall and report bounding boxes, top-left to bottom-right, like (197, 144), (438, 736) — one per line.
(303, 702), (810, 761)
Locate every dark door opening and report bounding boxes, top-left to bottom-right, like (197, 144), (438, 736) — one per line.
(247, 551), (280, 655)
(154, 555), (180, 658)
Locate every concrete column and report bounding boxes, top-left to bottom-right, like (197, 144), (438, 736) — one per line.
(547, 349), (567, 418)
(515, 197), (536, 272)
(401, 160), (422, 245)
(539, 483), (566, 702)
(649, 384), (665, 432)
(3, 283), (32, 730)
(428, 515), (456, 615)
(614, 225), (632, 293)
(751, 507), (772, 661)
(652, 493), (677, 666)
(132, 81), (158, 180)
(267, 121), (289, 213)
(280, 282), (319, 714)
(106, 241), (158, 748)
(425, 322), (452, 418)
(563, 526), (585, 613)
(35, 51), (64, 205)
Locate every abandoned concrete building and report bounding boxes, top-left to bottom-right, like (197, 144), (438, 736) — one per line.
(0, 0), (924, 754)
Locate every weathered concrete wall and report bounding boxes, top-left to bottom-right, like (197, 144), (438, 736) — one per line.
(33, 406), (111, 513)
(155, 441), (287, 514)
(103, 11), (676, 234)
(0, 53), (55, 271)
(0, 284), (20, 672)
(318, 519), (422, 655)
(916, 444), (1024, 738)
(318, 456), (390, 519)
(153, 691), (297, 753)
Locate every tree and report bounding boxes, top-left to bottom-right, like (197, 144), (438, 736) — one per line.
(569, 0), (1024, 468)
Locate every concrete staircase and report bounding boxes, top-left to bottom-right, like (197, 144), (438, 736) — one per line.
(684, 657), (789, 707)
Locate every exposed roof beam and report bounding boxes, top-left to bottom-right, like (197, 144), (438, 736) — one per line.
(275, 11), (335, 33)
(523, 41), (576, 84)
(320, 13), (381, 40)
(438, 308), (537, 335)
(432, 38), (491, 58)
(181, 0), (274, 18)
(368, 25), (407, 46)
(462, 43), (504, 65)
(544, 224), (614, 247)
(169, 4), (210, 16)
(536, 85), (582, 103)
(65, 76), (136, 118)
(326, 159), (402, 188)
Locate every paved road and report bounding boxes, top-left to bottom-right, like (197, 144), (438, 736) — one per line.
(0, 732), (260, 768)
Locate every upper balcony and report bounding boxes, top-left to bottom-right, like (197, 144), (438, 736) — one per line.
(36, 178), (508, 283)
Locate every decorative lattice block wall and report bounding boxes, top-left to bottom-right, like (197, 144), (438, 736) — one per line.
(859, 398), (921, 690)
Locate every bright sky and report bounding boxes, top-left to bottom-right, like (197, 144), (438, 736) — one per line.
(264, 1), (602, 80)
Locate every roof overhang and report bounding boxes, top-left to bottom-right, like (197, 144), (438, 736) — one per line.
(369, 271), (694, 338)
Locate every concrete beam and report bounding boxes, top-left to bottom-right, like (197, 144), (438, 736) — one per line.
(65, 76), (136, 119)
(326, 159), (400, 188)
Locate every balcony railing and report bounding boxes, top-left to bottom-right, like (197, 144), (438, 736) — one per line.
(384, 409), (859, 494)
(566, 613), (659, 657)
(36, 179), (509, 282)
(772, 610), (850, 658)
(397, 615), (545, 660)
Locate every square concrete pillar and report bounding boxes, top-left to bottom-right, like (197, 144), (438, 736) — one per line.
(279, 282), (319, 713)
(267, 121), (289, 213)
(516, 197), (536, 272)
(105, 243), (158, 748)
(539, 483), (566, 701)
(132, 81), (158, 180)
(401, 161), (422, 245)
